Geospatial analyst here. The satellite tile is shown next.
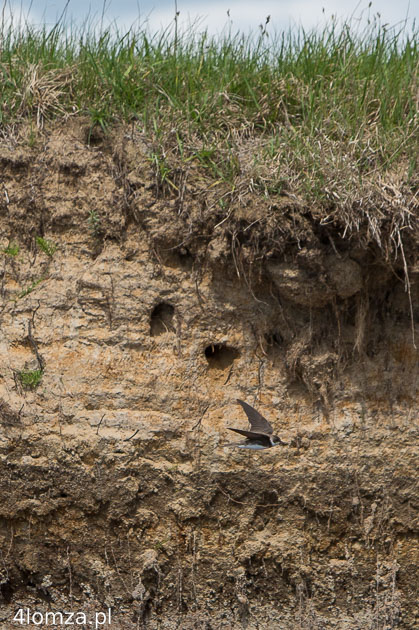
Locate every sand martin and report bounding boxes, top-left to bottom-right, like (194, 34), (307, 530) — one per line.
(226, 399), (287, 449)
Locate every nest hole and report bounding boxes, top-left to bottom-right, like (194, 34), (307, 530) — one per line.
(162, 247), (194, 271)
(204, 344), (239, 370)
(150, 303), (175, 337)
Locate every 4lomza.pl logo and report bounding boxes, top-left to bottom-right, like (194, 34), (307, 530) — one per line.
(13, 607), (112, 627)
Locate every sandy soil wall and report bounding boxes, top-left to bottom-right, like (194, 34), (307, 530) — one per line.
(0, 122), (418, 629)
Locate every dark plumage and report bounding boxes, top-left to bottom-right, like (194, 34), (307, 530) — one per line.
(226, 399), (287, 449)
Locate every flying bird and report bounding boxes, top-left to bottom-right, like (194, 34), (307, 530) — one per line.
(226, 399), (287, 450)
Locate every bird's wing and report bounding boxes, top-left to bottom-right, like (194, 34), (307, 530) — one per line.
(236, 399), (273, 434)
(228, 427), (271, 440)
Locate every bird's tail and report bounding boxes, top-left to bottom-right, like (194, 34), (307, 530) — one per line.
(223, 442), (246, 448)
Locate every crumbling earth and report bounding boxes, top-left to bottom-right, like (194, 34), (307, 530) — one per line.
(0, 121), (417, 629)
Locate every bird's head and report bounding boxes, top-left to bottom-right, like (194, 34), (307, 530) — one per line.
(272, 435), (288, 446)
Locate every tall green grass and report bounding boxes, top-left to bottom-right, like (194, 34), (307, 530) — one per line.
(0, 9), (417, 198)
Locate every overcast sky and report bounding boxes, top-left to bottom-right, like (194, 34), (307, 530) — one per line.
(3, 0), (417, 35)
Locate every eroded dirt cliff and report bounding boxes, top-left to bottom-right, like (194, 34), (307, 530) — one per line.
(0, 121), (418, 629)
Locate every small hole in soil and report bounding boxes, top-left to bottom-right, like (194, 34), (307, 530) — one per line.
(85, 124), (106, 146)
(204, 344), (239, 370)
(264, 331), (283, 347)
(175, 247), (194, 270)
(157, 247), (194, 271)
(150, 303), (175, 337)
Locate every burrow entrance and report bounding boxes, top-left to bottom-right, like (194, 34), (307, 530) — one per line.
(150, 303), (175, 337)
(204, 344), (240, 370)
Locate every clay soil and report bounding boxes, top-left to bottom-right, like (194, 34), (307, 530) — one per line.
(0, 121), (418, 629)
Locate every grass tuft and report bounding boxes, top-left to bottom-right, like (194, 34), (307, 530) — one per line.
(36, 236), (56, 257)
(18, 369), (43, 389)
(3, 242), (20, 256)
(18, 277), (45, 299)
(87, 210), (102, 237)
